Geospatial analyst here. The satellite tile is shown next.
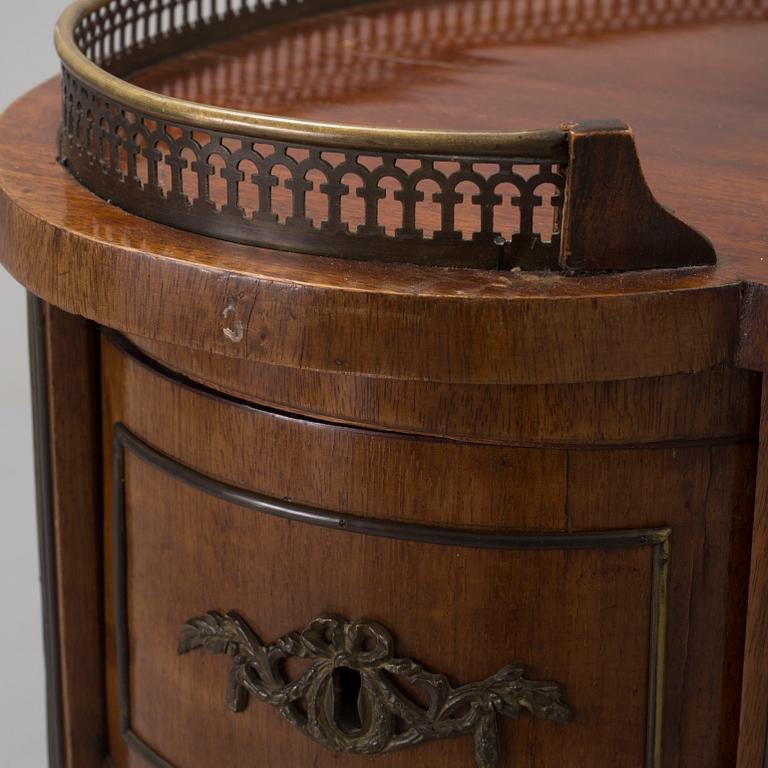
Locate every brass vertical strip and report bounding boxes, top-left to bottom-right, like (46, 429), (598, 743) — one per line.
(27, 295), (65, 768)
(112, 414), (127, 737)
(647, 535), (671, 767)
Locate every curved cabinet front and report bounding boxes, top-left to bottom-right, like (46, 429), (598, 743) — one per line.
(100, 335), (755, 768)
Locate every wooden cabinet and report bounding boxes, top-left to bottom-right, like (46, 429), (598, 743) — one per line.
(3, 1), (768, 766)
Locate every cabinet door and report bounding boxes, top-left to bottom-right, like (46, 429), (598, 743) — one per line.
(101, 335), (755, 768)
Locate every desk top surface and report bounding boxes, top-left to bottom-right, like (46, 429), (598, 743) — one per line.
(133, 4), (767, 133)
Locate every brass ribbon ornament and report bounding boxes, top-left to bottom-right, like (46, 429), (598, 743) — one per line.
(179, 612), (571, 767)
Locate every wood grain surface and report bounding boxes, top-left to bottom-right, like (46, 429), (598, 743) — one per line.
(2, 6), (768, 768)
(129, 332), (761, 445)
(31, 303), (105, 768)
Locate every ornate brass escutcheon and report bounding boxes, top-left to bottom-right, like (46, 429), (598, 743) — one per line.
(179, 612), (571, 767)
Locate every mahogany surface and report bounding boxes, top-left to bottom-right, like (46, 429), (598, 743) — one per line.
(129, 331), (761, 444)
(132, 7), (766, 131)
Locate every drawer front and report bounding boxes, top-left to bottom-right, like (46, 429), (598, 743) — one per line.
(113, 425), (664, 768)
(102, 336), (754, 768)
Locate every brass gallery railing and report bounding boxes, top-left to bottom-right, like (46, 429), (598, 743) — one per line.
(53, 0), (750, 271)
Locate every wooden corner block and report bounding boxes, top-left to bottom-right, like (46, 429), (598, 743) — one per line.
(560, 120), (716, 273)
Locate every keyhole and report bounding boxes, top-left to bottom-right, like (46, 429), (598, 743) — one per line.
(332, 667), (363, 734)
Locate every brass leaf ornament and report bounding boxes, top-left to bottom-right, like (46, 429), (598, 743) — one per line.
(179, 612), (571, 767)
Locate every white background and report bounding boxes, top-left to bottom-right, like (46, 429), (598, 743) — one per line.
(0, 2), (73, 765)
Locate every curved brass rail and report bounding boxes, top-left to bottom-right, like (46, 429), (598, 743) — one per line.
(55, 0), (566, 156)
(54, 0), (723, 270)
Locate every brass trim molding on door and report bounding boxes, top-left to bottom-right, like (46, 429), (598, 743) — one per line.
(178, 611), (571, 768)
(112, 423), (671, 768)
